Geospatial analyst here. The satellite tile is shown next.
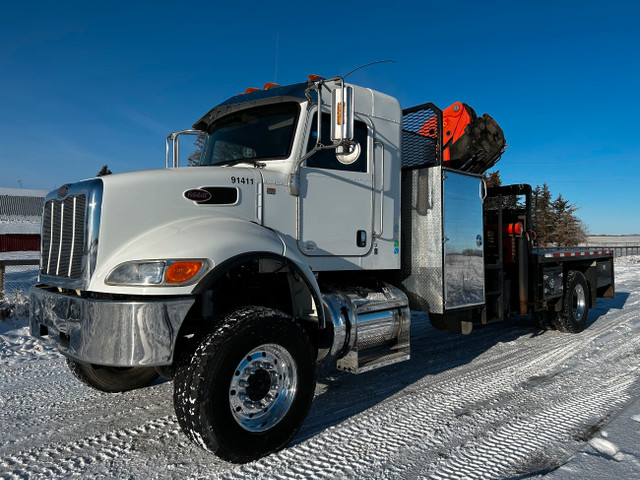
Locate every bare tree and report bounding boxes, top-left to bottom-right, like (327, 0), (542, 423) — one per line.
(187, 133), (206, 166)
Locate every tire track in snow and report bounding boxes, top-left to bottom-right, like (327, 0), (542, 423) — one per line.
(1, 262), (639, 479)
(423, 375), (639, 479)
(1, 378), (177, 455)
(219, 292), (640, 479)
(0, 415), (193, 479)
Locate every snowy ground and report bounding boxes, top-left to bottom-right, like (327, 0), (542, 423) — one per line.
(585, 235), (640, 246)
(0, 219), (41, 235)
(1, 258), (640, 479)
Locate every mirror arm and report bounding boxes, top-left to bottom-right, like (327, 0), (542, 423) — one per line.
(289, 77), (347, 196)
(289, 140), (345, 196)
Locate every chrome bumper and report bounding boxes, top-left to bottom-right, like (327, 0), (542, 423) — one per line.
(29, 286), (195, 367)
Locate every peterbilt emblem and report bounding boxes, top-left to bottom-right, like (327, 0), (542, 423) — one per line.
(57, 185), (69, 198)
(184, 189), (212, 202)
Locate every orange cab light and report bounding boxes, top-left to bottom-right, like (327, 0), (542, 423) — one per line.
(308, 74), (323, 81)
(164, 261), (204, 284)
(244, 87), (260, 94)
(263, 82), (279, 90)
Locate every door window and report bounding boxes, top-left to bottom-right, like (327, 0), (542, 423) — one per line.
(305, 113), (368, 172)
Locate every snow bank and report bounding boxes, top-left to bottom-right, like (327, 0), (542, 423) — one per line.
(0, 220), (41, 235)
(0, 292), (59, 367)
(615, 254), (640, 265)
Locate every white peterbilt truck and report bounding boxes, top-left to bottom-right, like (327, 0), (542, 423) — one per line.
(30, 76), (615, 462)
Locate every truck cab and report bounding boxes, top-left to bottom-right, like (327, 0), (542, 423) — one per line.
(29, 75), (613, 463)
(30, 76), (412, 462)
(185, 79), (403, 271)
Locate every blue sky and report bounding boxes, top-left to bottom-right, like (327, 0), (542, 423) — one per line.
(2, 0), (639, 234)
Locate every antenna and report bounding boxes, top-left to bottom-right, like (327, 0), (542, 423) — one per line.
(274, 32), (280, 83)
(343, 60), (396, 80)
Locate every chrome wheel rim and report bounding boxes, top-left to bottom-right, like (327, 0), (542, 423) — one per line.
(572, 284), (586, 322)
(229, 343), (297, 432)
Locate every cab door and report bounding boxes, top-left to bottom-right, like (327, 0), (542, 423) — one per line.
(298, 113), (373, 257)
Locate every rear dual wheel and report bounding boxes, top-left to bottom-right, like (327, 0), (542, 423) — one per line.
(532, 271), (590, 333)
(551, 270), (590, 333)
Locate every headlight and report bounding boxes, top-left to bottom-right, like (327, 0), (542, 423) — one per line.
(106, 260), (207, 286)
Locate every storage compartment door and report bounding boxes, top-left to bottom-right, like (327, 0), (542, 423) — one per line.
(443, 171), (485, 309)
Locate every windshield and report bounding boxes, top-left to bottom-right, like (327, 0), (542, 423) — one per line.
(198, 102), (300, 166)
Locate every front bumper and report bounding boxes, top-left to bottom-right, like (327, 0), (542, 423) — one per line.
(29, 286), (195, 367)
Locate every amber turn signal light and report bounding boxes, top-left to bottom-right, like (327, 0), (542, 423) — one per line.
(164, 261), (204, 284)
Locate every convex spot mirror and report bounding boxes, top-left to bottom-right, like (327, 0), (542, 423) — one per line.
(336, 142), (361, 165)
(331, 85), (361, 165)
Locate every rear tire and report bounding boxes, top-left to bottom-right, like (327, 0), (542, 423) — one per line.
(553, 270), (589, 333)
(66, 359), (159, 393)
(173, 306), (316, 463)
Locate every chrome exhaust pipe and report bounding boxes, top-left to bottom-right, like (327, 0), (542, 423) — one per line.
(318, 283), (410, 373)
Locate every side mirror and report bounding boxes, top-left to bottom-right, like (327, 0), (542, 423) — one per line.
(335, 142), (361, 165)
(331, 85), (354, 143)
(331, 85), (360, 165)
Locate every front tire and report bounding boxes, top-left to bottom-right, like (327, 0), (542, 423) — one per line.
(553, 270), (590, 333)
(173, 306), (316, 463)
(66, 359), (159, 392)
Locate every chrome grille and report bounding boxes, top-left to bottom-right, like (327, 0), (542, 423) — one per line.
(41, 195), (87, 278)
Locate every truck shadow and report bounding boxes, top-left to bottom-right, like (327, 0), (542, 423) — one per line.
(295, 296), (623, 444)
(587, 291), (630, 326)
(496, 294), (630, 333)
(295, 312), (534, 444)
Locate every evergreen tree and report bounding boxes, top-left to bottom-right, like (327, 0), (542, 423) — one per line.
(483, 171), (587, 246)
(97, 165), (112, 176)
(485, 170), (502, 189)
(532, 184), (553, 246)
(550, 194), (587, 246)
